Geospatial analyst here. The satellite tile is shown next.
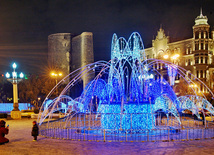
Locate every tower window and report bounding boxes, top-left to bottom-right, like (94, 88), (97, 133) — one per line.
(201, 57), (203, 63)
(205, 57), (208, 64)
(195, 31), (199, 39)
(188, 59), (191, 65)
(200, 70), (203, 78)
(205, 43), (208, 50)
(195, 57), (199, 64)
(195, 44), (199, 50)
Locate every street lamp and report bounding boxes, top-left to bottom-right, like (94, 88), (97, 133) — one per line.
(163, 54), (169, 59)
(51, 72), (62, 85)
(5, 62), (24, 119)
(163, 51), (180, 64)
(51, 72), (62, 96)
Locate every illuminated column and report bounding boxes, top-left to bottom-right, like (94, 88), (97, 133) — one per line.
(13, 81), (18, 110)
(5, 63), (24, 119)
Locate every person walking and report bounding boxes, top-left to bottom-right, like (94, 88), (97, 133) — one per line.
(200, 112), (205, 126)
(31, 121), (39, 141)
(0, 120), (9, 145)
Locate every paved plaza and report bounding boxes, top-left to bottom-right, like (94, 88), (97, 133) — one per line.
(0, 118), (214, 155)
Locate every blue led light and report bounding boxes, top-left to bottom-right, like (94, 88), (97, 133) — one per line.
(99, 103), (155, 130)
(40, 32), (214, 132)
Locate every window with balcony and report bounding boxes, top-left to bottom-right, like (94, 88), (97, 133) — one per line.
(201, 57), (203, 63)
(205, 57), (208, 64)
(205, 43), (208, 50)
(188, 59), (191, 65)
(195, 44), (199, 50)
(195, 31), (199, 39)
(200, 70), (203, 78)
(195, 57), (199, 64)
(201, 43), (204, 50)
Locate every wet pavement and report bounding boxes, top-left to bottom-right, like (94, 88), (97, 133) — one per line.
(1, 118), (214, 155)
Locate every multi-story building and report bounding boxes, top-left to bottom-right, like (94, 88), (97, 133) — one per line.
(48, 32), (94, 91)
(144, 9), (214, 92)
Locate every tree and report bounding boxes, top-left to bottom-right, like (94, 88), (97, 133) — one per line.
(18, 74), (56, 108)
(0, 76), (13, 103)
(173, 79), (192, 96)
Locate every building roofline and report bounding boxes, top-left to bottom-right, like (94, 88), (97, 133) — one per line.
(168, 38), (193, 45)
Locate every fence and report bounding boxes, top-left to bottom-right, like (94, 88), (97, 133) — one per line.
(39, 113), (214, 142)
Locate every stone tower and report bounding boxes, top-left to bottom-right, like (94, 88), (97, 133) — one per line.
(192, 8), (210, 51)
(48, 32), (94, 89)
(48, 33), (75, 75)
(72, 32), (94, 88)
(192, 9), (212, 84)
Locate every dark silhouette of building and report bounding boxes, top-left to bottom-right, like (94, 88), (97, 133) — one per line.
(48, 32), (94, 94)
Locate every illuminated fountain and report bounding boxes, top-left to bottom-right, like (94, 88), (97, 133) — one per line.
(39, 32), (214, 141)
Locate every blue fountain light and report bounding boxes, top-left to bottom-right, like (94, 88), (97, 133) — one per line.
(99, 103), (154, 130)
(79, 32), (180, 130)
(39, 32), (214, 132)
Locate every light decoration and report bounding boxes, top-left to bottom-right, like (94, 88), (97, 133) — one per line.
(80, 79), (108, 109)
(39, 32), (214, 134)
(154, 95), (180, 123)
(0, 103), (30, 112)
(176, 96), (200, 118)
(99, 103), (154, 130)
(167, 65), (177, 86)
(176, 95), (214, 118)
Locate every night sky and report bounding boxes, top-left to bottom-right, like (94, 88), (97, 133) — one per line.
(0, 0), (213, 75)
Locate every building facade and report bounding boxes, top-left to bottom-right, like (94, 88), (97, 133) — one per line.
(144, 10), (214, 92)
(48, 32), (94, 89)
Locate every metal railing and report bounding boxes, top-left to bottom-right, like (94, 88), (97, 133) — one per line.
(39, 113), (214, 142)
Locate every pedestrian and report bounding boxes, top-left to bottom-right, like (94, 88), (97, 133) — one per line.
(0, 120), (9, 145)
(200, 112), (205, 125)
(31, 121), (39, 141)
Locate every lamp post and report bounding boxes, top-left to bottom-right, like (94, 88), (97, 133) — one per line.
(51, 72), (62, 96)
(163, 50), (180, 64)
(5, 63), (24, 119)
